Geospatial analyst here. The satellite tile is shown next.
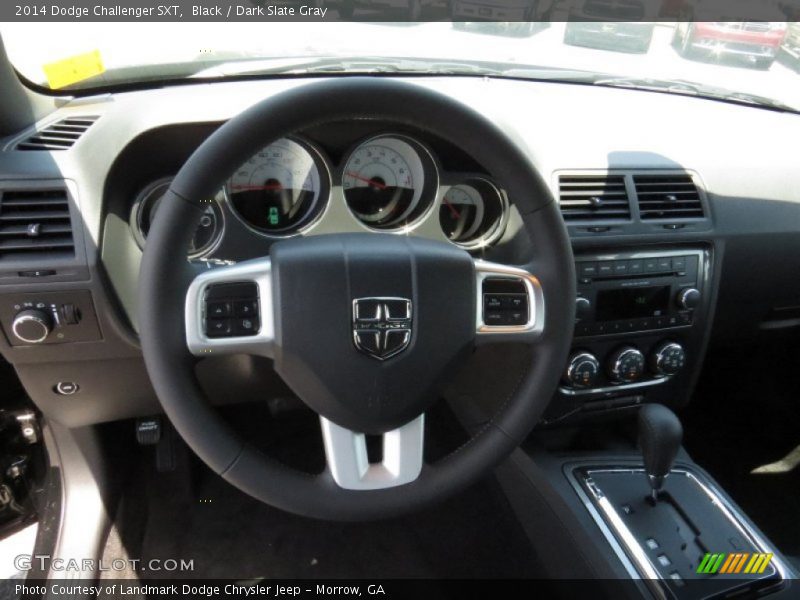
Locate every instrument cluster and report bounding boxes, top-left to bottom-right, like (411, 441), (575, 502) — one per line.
(130, 132), (509, 257)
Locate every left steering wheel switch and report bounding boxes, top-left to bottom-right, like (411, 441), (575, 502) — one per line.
(204, 282), (260, 338)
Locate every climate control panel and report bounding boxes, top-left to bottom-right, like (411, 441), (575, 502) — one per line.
(562, 341), (686, 391)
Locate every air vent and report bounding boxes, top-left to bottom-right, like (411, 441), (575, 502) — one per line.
(16, 116), (98, 151)
(558, 174), (631, 221)
(0, 189), (74, 259)
(634, 174), (705, 220)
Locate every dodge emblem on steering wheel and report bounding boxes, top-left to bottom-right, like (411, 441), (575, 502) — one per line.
(352, 297), (412, 360)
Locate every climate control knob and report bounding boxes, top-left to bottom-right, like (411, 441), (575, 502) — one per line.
(677, 287), (700, 310)
(12, 309), (53, 344)
(650, 342), (686, 377)
(607, 346), (645, 383)
(563, 351), (600, 388)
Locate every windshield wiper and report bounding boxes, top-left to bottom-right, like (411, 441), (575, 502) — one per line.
(190, 56), (507, 78)
(587, 76), (798, 114)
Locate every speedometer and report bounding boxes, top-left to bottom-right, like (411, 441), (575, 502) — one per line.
(342, 136), (435, 229)
(227, 138), (326, 235)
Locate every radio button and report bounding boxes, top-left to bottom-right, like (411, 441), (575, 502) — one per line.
(656, 258), (672, 272)
(671, 256), (687, 275)
(677, 287), (701, 310)
(575, 297), (592, 321)
(628, 259), (644, 275)
(613, 261), (629, 275)
(597, 263), (614, 277)
(579, 263), (598, 278)
(644, 258), (659, 272)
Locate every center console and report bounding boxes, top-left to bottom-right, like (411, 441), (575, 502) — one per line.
(543, 248), (712, 424)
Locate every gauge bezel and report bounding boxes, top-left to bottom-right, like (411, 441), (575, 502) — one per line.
(224, 136), (332, 238)
(438, 176), (509, 250)
(130, 176), (225, 259)
(340, 133), (440, 232)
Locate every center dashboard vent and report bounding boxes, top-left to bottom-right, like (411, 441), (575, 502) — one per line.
(634, 174), (705, 220)
(15, 116), (98, 151)
(0, 189), (74, 259)
(558, 174), (631, 221)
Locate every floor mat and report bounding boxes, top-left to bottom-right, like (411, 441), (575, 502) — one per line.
(107, 404), (541, 580)
(681, 341), (800, 557)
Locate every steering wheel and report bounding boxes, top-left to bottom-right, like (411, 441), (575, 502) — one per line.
(138, 78), (575, 521)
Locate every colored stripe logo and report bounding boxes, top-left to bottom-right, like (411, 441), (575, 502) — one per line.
(697, 552), (773, 574)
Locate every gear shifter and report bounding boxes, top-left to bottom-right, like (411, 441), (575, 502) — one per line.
(637, 403), (683, 502)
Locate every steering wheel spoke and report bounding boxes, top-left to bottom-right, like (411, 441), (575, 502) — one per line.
(184, 258), (275, 357)
(320, 415), (425, 490)
(474, 259), (545, 344)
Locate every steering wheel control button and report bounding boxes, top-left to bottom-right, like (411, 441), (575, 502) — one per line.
(481, 278), (530, 328)
(233, 317), (259, 336)
(207, 301), (232, 318)
(204, 282), (260, 338)
(206, 319), (233, 337)
(233, 300), (258, 317)
(608, 346), (646, 383)
(54, 381), (79, 396)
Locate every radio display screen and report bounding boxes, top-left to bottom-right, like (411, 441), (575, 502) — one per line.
(595, 286), (670, 321)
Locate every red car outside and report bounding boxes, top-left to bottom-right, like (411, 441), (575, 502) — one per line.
(674, 22), (788, 69)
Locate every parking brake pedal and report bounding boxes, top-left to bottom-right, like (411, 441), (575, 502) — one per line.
(136, 417), (161, 445)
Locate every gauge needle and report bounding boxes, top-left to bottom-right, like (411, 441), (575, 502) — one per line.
(345, 172), (388, 190)
(442, 198), (461, 220)
(231, 183), (284, 191)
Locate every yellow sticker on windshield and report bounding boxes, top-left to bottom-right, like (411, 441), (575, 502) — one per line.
(42, 50), (105, 89)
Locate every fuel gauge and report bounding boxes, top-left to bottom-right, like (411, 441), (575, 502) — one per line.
(439, 178), (505, 248)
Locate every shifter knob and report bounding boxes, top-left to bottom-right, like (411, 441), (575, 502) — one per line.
(638, 403), (682, 501)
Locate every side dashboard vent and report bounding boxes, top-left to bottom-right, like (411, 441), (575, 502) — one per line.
(634, 174), (705, 220)
(558, 174), (631, 221)
(0, 189), (74, 259)
(16, 116), (98, 151)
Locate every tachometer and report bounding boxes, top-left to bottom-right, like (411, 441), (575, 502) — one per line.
(439, 179), (506, 248)
(342, 136), (433, 229)
(227, 138), (325, 235)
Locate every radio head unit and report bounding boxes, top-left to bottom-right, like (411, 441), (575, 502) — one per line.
(574, 250), (703, 338)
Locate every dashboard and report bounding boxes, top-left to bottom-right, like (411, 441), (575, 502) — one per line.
(1, 75), (800, 428)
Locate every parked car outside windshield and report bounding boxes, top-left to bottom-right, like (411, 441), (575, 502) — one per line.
(1, 20), (799, 112)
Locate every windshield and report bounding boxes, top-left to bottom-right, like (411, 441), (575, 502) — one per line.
(2, 20), (799, 111)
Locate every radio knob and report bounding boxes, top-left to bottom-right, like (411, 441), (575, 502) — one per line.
(563, 351), (600, 388)
(677, 287), (700, 310)
(575, 297), (592, 321)
(608, 346), (645, 383)
(650, 342), (686, 377)
(12, 309), (53, 344)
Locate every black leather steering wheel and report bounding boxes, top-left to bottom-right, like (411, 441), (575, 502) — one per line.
(138, 78), (575, 521)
